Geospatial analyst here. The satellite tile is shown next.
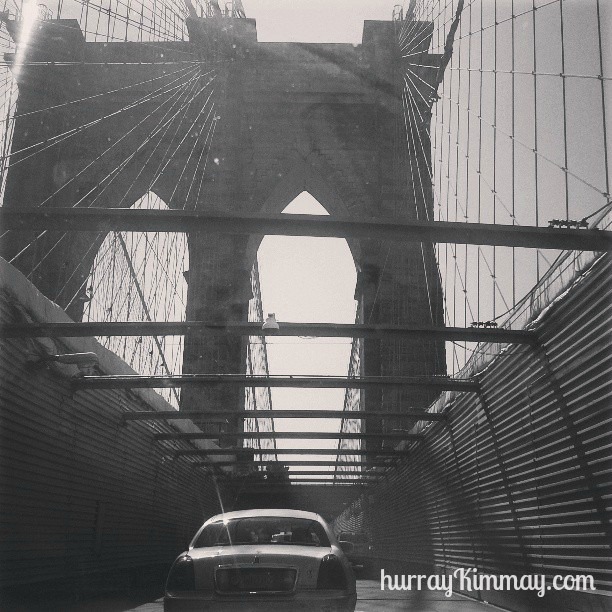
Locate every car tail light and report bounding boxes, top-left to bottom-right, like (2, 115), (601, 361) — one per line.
(166, 554), (195, 593)
(317, 554), (347, 590)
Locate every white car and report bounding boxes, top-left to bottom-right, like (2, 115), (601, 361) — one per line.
(164, 508), (357, 612)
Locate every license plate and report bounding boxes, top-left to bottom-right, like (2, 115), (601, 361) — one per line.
(216, 567), (296, 593)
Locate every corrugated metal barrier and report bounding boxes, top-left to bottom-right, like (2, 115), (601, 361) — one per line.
(335, 253), (612, 610)
(0, 261), (223, 597)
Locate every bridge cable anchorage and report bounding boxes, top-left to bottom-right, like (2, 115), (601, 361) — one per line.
(3, 209), (611, 251)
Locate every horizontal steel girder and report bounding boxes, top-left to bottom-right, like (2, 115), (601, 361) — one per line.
(0, 320), (536, 344)
(228, 480), (374, 486)
(73, 374), (478, 391)
(156, 431), (422, 441)
(213, 471), (385, 477)
(2, 208), (611, 250)
(123, 409), (445, 421)
(175, 448), (410, 457)
(197, 461), (396, 467)
(217, 482), (383, 487)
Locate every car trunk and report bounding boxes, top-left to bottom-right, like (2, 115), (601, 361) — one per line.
(190, 544), (332, 592)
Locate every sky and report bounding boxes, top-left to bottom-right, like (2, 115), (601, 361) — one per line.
(241, 0), (394, 43)
(256, 193), (357, 472)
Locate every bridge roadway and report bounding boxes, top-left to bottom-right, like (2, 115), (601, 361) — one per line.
(16, 580), (496, 612)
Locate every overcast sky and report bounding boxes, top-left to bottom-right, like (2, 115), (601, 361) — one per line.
(242, 0), (394, 43)
(256, 195), (357, 466)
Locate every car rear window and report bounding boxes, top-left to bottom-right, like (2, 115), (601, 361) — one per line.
(193, 517), (331, 548)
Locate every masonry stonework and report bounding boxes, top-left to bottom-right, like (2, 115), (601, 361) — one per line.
(1, 16), (445, 444)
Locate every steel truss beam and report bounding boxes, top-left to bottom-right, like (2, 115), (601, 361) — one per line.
(0, 320), (536, 344)
(222, 479), (383, 484)
(229, 480), (374, 486)
(157, 431), (422, 441)
(73, 374), (478, 391)
(122, 409), (445, 422)
(213, 471), (385, 477)
(196, 461), (397, 467)
(233, 478), (370, 492)
(2, 208), (610, 251)
(175, 448), (409, 457)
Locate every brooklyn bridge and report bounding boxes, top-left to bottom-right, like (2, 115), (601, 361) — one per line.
(0, 0), (610, 610)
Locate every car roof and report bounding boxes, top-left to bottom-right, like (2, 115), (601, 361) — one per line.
(204, 509), (325, 523)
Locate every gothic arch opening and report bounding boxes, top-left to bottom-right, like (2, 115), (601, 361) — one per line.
(242, 160), (362, 276)
(250, 191), (358, 476)
(82, 191), (188, 408)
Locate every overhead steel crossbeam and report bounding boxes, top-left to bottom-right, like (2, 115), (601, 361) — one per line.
(73, 374), (478, 391)
(122, 409), (445, 422)
(2, 208), (611, 251)
(213, 471), (386, 477)
(290, 478), (382, 482)
(195, 461), (397, 467)
(212, 475), (376, 482)
(0, 320), (536, 344)
(175, 448), (410, 457)
(220, 478), (384, 484)
(232, 478), (378, 492)
(157, 431), (422, 441)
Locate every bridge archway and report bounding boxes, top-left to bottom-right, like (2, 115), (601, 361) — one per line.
(242, 159), (362, 275)
(255, 191), (358, 477)
(82, 190), (188, 407)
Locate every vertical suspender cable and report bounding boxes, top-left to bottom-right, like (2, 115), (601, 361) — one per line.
(532, 0), (540, 282)
(492, 0), (497, 319)
(511, 0), (516, 307)
(559, 0), (570, 220)
(477, 0), (483, 325)
(596, 0), (610, 204)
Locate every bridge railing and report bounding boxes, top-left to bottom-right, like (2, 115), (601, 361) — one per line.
(460, 203), (612, 384)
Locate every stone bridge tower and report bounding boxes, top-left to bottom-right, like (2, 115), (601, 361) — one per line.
(1, 15), (446, 442)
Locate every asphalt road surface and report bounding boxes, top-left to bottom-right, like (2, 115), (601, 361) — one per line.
(16, 580), (495, 612)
